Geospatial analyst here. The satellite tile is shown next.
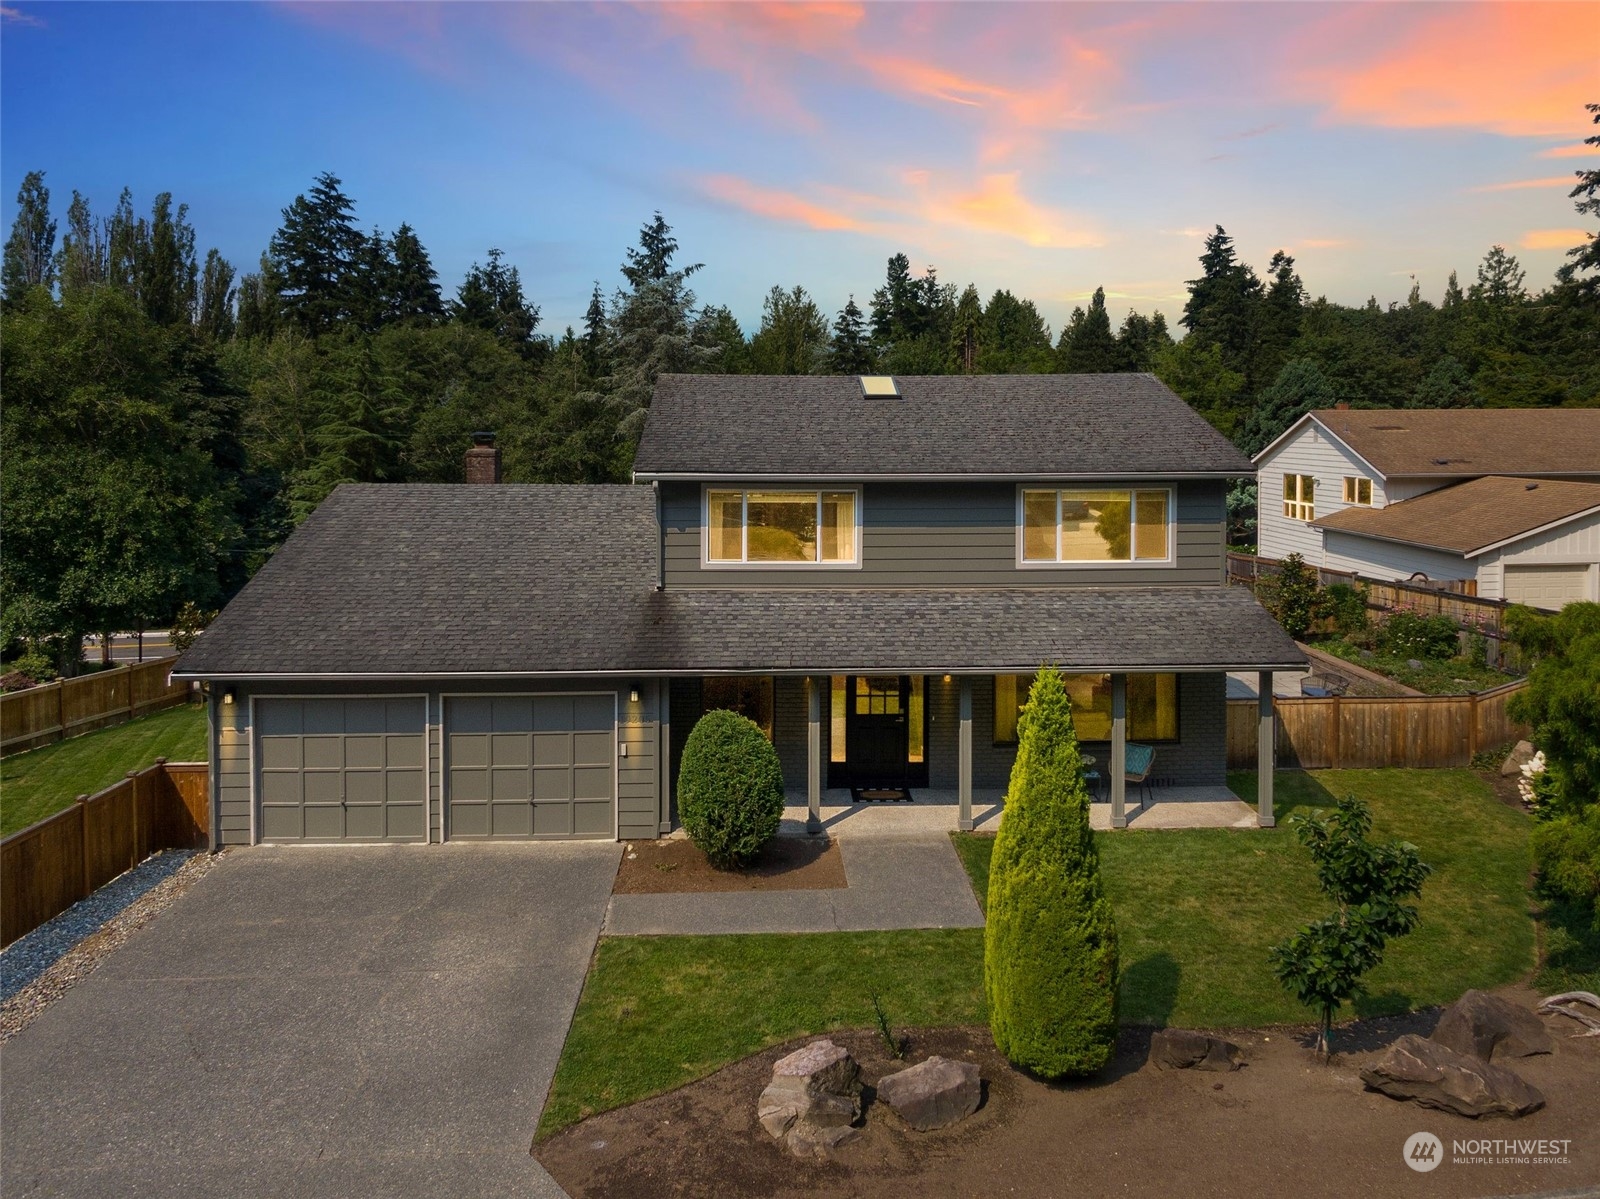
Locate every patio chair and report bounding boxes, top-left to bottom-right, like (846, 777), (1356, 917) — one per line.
(1123, 743), (1156, 807)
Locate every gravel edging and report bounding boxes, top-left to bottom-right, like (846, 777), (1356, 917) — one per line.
(0, 848), (226, 1042)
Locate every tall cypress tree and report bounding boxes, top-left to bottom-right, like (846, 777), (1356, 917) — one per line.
(2, 171), (56, 303)
(582, 281), (609, 378)
(197, 249), (237, 341)
(57, 190), (107, 297)
(137, 192), (198, 326)
(950, 283), (982, 372)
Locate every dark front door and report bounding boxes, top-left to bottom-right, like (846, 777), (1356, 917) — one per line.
(847, 676), (910, 788)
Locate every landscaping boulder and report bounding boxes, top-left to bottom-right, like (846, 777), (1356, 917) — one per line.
(1360, 1034), (1545, 1118)
(875, 1056), (982, 1131)
(1431, 990), (1553, 1062)
(757, 1039), (863, 1158)
(1500, 740), (1537, 778)
(1148, 1029), (1245, 1072)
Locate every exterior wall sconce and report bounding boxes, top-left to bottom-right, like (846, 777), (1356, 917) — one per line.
(629, 686), (641, 704)
(222, 687), (236, 705)
(943, 674), (953, 684)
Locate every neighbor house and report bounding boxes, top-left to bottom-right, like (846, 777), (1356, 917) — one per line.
(172, 374), (1304, 846)
(1254, 408), (1600, 607)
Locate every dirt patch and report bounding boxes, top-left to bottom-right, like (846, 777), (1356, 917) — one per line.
(538, 984), (1600, 1199)
(1476, 766), (1530, 813)
(612, 836), (846, 894)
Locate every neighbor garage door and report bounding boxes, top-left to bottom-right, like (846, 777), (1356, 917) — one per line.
(1504, 564), (1590, 610)
(257, 697), (427, 841)
(445, 695), (615, 839)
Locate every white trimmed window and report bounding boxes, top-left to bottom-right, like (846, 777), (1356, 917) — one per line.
(706, 488), (859, 565)
(1020, 488), (1171, 563)
(1283, 474), (1316, 521)
(1342, 476), (1372, 505)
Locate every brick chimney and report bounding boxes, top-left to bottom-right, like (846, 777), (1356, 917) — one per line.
(465, 431), (501, 484)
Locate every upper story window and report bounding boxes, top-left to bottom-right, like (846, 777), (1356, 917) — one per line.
(1020, 488), (1171, 564)
(706, 487), (859, 565)
(1283, 474), (1316, 521)
(1342, 476), (1373, 505)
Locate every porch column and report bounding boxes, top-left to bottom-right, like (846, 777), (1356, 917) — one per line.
(958, 677), (973, 831)
(658, 679), (672, 835)
(806, 676), (823, 834)
(1110, 673), (1127, 829)
(1257, 672), (1276, 828)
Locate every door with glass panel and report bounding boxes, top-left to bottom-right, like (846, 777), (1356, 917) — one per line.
(834, 675), (929, 789)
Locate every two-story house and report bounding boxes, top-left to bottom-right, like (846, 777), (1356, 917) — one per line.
(173, 374), (1304, 846)
(1255, 408), (1600, 607)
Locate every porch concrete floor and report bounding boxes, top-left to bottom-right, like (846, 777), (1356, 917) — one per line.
(780, 786), (1259, 834)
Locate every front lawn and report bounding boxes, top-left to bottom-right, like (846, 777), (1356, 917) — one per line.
(0, 703), (208, 836)
(542, 768), (1536, 1138)
(539, 928), (985, 1137)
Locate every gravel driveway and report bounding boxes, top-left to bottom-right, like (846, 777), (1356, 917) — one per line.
(1, 842), (620, 1199)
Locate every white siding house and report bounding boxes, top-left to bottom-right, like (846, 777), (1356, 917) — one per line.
(1256, 420), (1396, 570)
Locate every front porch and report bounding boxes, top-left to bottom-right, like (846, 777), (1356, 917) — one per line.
(779, 784), (1258, 836)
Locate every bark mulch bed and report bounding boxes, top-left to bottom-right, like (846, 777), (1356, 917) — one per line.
(537, 984), (1600, 1199)
(612, 836), (846, 894)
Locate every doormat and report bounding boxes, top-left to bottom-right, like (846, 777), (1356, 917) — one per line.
(851, 787), (913, 803)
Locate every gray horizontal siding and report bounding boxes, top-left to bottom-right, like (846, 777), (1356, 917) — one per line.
(662, 480), (1226, 588)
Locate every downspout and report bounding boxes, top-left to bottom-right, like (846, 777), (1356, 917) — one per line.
(653, 479), (664, 592)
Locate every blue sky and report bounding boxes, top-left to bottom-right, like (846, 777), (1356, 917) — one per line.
(3, 2), (1595, 336)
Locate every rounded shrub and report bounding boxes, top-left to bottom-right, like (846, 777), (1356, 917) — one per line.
(984, 665), (1119, 1079)
(677, 708), (785, 868)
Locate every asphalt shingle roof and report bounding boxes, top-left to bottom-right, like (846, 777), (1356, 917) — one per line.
(632, 374), (1255, 478)
(1296, 409), (1600, 478)
(1312, 475), (1600, 556)
(175, 484), (1304, 677)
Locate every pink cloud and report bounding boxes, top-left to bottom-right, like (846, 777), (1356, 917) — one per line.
(1538, 142), (1597, 159)
(1470, 176), (1580, 193)
(1, 4), (44, 26)
(698, 175), (871, 233)
(1520, 228), (1588, 250)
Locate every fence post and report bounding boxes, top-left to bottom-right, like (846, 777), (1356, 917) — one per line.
(128, 769), (143, 869)
(1468, 695), (1479, 762)
(77, 794), (91, 902)
(56, 681), (66, 744)
(1331, 695), (1342, 770)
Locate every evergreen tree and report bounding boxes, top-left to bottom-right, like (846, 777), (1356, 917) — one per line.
(349, 226), (395, 331)
(1241, 358), (1337, 454)
(270, 172), (364, 336)
(1113, 309), (1172, 372)
(1182, 225), (1264, 385)
(697, 304), (750, 374)
(829, 295), (873, 373)
(749, 284), (828, 374)
(1408, 355), (1478, 408)
(1555, 103), (1600, 300)
(452, 248), (542, 356)
(1056, 286), (1118, 372)
(105, 188), (139, 292)
(985, 666), (1119, 1079)
(582, 281), (609, 377)
(235, 253), (284, 341)
(869, 253), (953, 371)
(979, 289), (1054, 373)
(1441, 270), (1464, 309)
(1255, 250), (1305, 382)
(137, 192), (199, 326)
(57, 191), (107, 297)
(1153, 338), (1247, 438)
(386, 223), (443, 325)
(605, 212), (716, 434)
(197, 248), (237, 341)
(950, 282), (983, 372)
(2, 170), (56, 303)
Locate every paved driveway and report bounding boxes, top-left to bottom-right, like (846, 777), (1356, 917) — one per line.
(1, 843), (620, 1199)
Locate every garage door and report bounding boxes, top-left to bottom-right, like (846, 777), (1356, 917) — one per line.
(446, 695), (615, 839)
(257, 698), (427, 841)
(1504, 564), (1591, 610)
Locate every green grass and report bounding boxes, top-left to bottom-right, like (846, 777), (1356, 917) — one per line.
(959, 769), (1535, 1027)
(0, 703), (208, 835)
(539, 929), (984, 1138)
(541, 768), (1538, 1138)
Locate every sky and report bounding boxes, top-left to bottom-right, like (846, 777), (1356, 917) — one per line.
(2, 1), (1596, 336)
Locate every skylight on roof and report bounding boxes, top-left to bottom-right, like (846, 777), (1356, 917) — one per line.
(858, 375), (899, 398)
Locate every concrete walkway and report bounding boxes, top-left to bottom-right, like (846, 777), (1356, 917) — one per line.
(604, 833), (985, 936)
(2, 843), (619, 1199)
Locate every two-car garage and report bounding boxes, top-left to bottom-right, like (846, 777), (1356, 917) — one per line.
(249, 692), (619, 843)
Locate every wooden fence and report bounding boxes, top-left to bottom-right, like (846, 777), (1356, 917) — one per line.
(1225, 680), (1529, 771)
(1, 760), (208, 948)
(1, 659), (193, 756)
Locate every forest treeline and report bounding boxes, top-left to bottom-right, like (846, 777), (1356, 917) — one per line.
(2, 103), (1596, 670)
